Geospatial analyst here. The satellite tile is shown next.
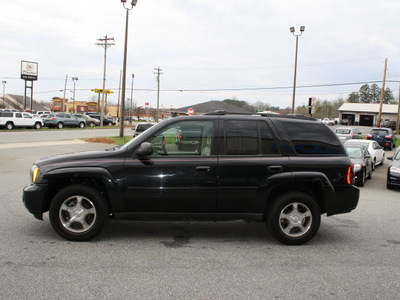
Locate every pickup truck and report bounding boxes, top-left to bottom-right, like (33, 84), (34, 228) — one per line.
(0, 111), (44, 130)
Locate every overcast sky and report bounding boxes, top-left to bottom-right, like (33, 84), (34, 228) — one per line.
(1, 0), (400, 110)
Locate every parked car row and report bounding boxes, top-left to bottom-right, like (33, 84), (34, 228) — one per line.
(343, 139), (386, 187)
(0, 111), (117, 130)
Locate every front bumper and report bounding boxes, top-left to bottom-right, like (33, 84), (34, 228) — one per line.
(22, 183), (50, 220)
(387, 172), (400, 187)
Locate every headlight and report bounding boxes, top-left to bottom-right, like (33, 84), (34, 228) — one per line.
(390, 166), (400, 174)
(31, 165), (40, 183)
(353, 164), (362, 172)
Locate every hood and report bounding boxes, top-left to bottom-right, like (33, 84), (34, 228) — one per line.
(35, 146), (125, 171)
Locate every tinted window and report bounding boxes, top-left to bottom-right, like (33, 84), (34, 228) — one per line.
(260, 121), (279, 155)
(148, 120), (213, 156)
(280, 120), (344, 155)
(0, 111), (13, 117)
(225, 120), (258, 155)
(371, 129), (389, 135)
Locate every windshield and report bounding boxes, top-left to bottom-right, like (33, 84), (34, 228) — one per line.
(346, 147), (362, 159)
(371, 129), (389, 135)
(136, 124), (154, 132)
(336, 129), (351, 134)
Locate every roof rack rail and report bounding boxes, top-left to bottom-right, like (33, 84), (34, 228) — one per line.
(204, 110), (251, 115)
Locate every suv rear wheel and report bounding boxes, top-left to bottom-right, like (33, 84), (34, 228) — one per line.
(49, 185), (109, 241)
(267, 192), (321, 245)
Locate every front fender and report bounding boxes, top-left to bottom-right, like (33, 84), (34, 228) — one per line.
(43, 167), (125, 212)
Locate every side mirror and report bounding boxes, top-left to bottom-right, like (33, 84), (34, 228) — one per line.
(135, 142), (153, 157)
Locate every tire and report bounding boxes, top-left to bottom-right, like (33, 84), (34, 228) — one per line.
(79, 122), (85, 128)
(367, 169), (372, 180)
(358, 170), (365, 187)
(6, 122), (14, 130)
(57, 122), (64, 129)
(49, 185), (109, 241)
(372, 159), (376, 171)
(34, 122), (41, 129)
(387, 179), (394, 190)
(267, 192), (321, 245)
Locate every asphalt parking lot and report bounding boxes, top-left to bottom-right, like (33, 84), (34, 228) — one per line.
(1, 138), (399, 299)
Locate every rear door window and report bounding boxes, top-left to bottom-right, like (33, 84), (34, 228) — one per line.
(224, 120), (279, 155)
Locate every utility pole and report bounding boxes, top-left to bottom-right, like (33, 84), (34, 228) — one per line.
(96, 34), (115, 126)
(62, 74), (68, 112)
(2, 81), (6, 108)
(376, 58), (388, 127)
(117, 70), (122, 121)
(397, 82), (400, 136)
(154, 67), (162, 122)
(72, 77), (78, 113)
(130, 74), (134, 125)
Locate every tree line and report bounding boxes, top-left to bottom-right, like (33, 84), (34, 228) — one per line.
(347, 83), (395, 104)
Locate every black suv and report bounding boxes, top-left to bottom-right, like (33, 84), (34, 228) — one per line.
(23, 112), (359, 245)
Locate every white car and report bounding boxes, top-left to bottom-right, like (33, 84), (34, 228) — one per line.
(322, 118), (334, 126)
(344, 139), (385, 170)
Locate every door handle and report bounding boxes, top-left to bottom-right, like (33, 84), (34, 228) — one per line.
(195, 166), (211, 172)
(268, 166), (284, 173)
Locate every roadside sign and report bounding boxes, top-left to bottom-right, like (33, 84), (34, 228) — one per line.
(21, 61), (38, 81)
(188, 108), (194, 116)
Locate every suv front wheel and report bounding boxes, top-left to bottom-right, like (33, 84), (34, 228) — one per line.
(49, 185), (109, 241)
(267, 192), (321, 245)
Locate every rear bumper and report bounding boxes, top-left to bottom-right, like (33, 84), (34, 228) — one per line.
(22, 183), (49, 220)
(326, 185), (360, 216)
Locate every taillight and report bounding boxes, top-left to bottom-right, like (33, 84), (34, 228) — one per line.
(385, 135), (392, 139)
(51, 118), (56, 120)
(367, 134), (372, 138)
(347, 164), (354, 185)
(179, 133), (183, 139)
(350, 131), (353, 136)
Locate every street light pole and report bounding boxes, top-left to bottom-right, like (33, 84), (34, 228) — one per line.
(130, 73), (134, 124)
(119, 0), (138, 138)
(72, 77), (78, 113)
(2, 81), (6, 108)
(290, 26), (305, 114)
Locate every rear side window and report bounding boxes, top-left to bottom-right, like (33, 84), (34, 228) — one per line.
(224, 120), (279, 155)
(280, 120), (344, 155)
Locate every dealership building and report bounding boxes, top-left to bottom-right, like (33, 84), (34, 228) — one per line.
(338, 103), (399, 126)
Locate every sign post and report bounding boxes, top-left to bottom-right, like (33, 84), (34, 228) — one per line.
(21, 61), (38, 111)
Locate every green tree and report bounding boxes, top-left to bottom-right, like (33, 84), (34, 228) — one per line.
(383, 87), (395, 104)
(370, 83), (381, 103)
(347, 92), (360, 103)
(359, 84), (372, 103)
